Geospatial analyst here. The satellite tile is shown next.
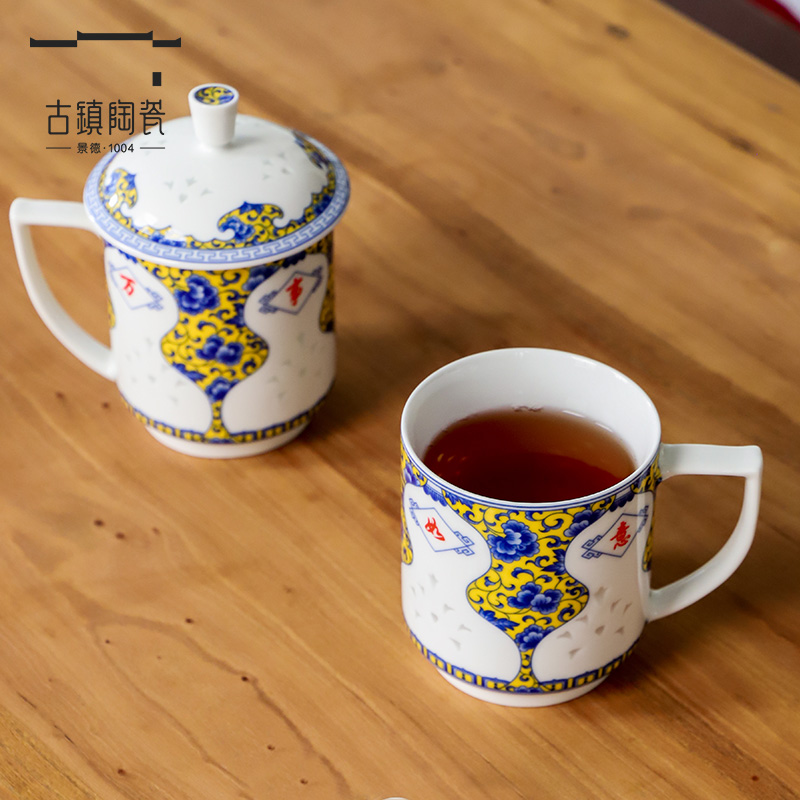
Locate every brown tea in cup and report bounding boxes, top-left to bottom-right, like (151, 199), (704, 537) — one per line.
(422, 406), (636, 503)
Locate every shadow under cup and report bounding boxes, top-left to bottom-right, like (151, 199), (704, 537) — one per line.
(400, 348), (663, 707)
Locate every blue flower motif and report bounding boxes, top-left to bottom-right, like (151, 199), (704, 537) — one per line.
(564, 508), (603, 539)
(225, 301), (246, 328)
(403, 462), (422, 487)
(242, 264), (279, 293)
(422, 480), (447, 505)
(507, 582), (563, 614)
(516, 623), (554, 651)
(218, 344), (243, 365)
(508, 582), (543, 610)
(197, 335), (223, 360)
(609, 489), (636, 512)
(220, 215), (255, 242)
(114, 247), (139, 264)
(281, 250), (308, 269)
(487, 520), (539, 563)
(308, 192), (333, 217)
(175, 275), (220, 314)
(150, 230), (187, 248)
(206, 377), (234, 402)
(197, 335), (244, 366)
(530, 589), (563, 614)
(107, 169), (135, 192)
(540, 546), (568, 575)
(479, 608), (517, 631)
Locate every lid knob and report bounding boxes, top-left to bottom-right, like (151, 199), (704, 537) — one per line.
(188, 83), (239, 147)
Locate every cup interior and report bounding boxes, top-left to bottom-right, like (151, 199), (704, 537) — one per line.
(401, 348), (661, 505)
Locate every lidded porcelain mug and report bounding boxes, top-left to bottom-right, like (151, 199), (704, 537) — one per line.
(10, 83), (350, 457)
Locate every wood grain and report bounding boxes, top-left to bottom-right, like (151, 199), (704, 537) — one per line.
(1, 0), (799, 797)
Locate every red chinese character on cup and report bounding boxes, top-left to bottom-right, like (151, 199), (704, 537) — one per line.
(425, 517), (445, 541)
(120, 274), (136, 296)
(286, 275), (304, 306)
(611, 521), (631, 550)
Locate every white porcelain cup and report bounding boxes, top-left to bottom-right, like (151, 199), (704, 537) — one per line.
(400, 348), (762, 706)
(9, 83), (349, 458)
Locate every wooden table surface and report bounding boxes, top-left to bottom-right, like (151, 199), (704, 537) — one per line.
(2, 0), (799, 798)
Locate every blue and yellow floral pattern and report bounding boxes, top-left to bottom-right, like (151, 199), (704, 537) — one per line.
(122, 233), (333, 443)
(99, 159), (336, 253)
(84, 127), (349, 266)
(193, 85), (236, 105)
(401, 447), (661, 694)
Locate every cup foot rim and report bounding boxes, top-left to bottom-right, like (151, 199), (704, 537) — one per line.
(437, 669), (607, 707)
(145, 423), (308, 458)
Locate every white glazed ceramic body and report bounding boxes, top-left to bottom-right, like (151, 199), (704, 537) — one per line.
(101, 234), (336, 456)
(10, 84), (349, 457)
(400, 349), (762, 706)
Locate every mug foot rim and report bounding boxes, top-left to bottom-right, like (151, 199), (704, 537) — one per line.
(145, 423), (308, 458)
(437, 669), (607, 707)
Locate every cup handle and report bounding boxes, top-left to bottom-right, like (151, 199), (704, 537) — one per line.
(10, 198), (116, 381)
(647, 443), (763, 621)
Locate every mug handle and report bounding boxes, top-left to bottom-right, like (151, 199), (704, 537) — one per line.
(9, 198), (116, 381)
(647, 443), (763, 621)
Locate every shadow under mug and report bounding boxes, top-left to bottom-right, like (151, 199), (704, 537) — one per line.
(400, 348), (762, 707)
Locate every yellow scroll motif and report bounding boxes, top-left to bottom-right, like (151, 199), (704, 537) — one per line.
(193, 85), (236, 105)
(99, 149), (336, 252)
(401, 449), (661, 694)
(107, 294), (116, 330)
(122, 233), (333, 443)
(317, 237), (335, 333)
(459, 504), (594, 693)
(142, 262), (270, 442)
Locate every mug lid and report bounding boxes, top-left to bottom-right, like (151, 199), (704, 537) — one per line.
(83, 83), (349, 269)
